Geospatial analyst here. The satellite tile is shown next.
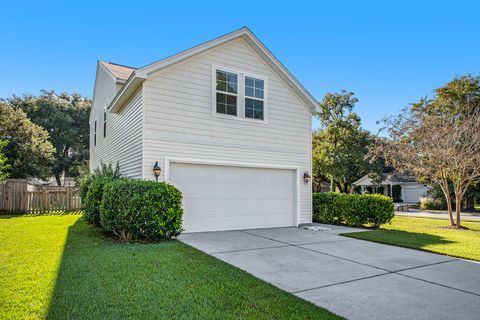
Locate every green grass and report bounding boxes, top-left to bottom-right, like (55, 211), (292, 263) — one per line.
(344, 216), (480, 261)
(0, 214), (340, 320)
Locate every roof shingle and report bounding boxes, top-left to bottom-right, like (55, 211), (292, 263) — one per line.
(100, 61), (135, 82)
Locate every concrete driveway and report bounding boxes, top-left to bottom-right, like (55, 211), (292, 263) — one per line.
(179, 225), (480, 320)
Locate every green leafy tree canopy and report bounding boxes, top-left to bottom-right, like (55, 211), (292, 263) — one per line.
(0, 102), (55, 179)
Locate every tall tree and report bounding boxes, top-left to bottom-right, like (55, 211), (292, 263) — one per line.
(313, 90), (381, 193)
(9, 91), (91, 185)
(0, 102), (54, 179)
(0, 140), (10, 181)
(373, 75), (480, 228)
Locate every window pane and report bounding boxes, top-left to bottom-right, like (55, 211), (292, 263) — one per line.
(245, 107), (253, 118)
(245, 98), (254, 108)
(245, 98), (264, 120)
(255, 79), (264, 89)
(245, 86), (254, 97)
(245, 76), (254, 87)
(226, 105), (237, 115)
(217, 93), (236, 116)
(227, 82), (237, 94)
(255, 88), (264, 99)
(216, 92), (226, 104)
(226, 95), (237, 106)
(216, 70), (226, 82)
(227, 73), (237, 85)
(217, 80), (226, 92)
(216, 103), (226, 114)
(255, 110), (264, 120)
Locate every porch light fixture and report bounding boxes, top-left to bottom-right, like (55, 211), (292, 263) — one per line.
(153, 161), (161, 181)
(303, 171), (311, 183)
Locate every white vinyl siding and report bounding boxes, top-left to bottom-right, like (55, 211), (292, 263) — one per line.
(90, 65), (143, 178)
(143, 38), (312, 224)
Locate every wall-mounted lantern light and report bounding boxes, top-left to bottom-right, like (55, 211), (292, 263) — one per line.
(153, 161), (161, 181)
(303, 171), (311, 183)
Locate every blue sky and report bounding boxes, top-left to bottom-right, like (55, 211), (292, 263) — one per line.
(1, 0), (479, 132)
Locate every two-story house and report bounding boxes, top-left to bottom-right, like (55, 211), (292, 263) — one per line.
(90, 27), (320, 232)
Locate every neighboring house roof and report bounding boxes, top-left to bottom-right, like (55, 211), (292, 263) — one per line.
(353, 173), (419, 186)
(105, 27), (321, 113)
(99, 61), (136, 83)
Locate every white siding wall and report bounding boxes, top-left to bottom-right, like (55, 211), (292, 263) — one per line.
(90, 65), (143, 178)
(143, 39), (313, 223)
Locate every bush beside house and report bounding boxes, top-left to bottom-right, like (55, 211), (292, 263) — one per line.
(80, 164), (183, 241)
(313, 192), (394, 227)
(100, 179), (183, 241)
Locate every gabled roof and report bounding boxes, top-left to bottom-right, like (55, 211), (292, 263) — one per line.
(107, 27), (321, 113)
(99, 61), (136, 84)
(353, 173), (419, 186)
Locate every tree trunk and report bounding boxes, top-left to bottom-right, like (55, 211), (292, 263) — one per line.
(445, 193), (455, 227)
(465, 196), (475, 212)
(336, 182), (343, 193)
(344, 183), (349, 194)
(55, 175), (62, 187)
(330, 179), (335, 192)
(455, 193), (462, 229)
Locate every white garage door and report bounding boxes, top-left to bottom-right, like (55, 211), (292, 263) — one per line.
(402, 187), (428, 203)
(169, 162), (295, 232)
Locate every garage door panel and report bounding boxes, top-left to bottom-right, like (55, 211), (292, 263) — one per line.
(170, 163), (295, 232)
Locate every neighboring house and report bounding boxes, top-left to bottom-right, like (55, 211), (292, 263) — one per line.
(90, 27), (320, 232)
(313, 180), (331, 193)
(353, 173), (430, 203)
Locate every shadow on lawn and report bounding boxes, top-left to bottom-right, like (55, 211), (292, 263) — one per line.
(343, 229), (456, 249)
(0, 211), (83, 219)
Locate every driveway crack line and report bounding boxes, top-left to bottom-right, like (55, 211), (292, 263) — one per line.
(210, 244), (292, 255)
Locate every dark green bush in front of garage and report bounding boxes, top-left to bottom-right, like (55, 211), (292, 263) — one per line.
(313, 192), (394, 227)
(100, 179), (183, 241)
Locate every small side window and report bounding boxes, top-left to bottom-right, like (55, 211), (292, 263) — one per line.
(103, 112), (107, 138)
(93, 120), (97, 146)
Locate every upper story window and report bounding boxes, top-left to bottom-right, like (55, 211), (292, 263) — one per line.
(93, 120), (97, 146)
(245, 76), (264, 120)
(215, 70), (238, 116)
(103, 112), (107, 138)
(213, 67), (267, 122)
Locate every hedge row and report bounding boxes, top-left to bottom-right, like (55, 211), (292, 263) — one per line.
(81, 165), (183, 242)
(313, 192), (394, 227)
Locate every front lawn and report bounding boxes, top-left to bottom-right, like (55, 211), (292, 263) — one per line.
(344, 216), (480, 261)
(0, 214), (340, 320)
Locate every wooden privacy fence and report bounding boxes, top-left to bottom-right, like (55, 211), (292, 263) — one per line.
(0, 180), (81, 214)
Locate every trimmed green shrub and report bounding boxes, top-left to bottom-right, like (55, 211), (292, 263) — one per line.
(419, 196), (447, 210)
(313, 192), (394, 227)
(81, 163), (121, 225)
(100, 179), (183, 241)
(313, 192), (340, 224)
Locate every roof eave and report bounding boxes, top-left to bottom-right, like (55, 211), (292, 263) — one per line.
(108, 72), (145, 113)
(134, 27), (320, 114)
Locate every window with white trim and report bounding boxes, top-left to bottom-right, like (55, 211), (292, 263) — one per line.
(245, 76), (264, 120)
(215, 70), (238, 116)
(213, 67), (267, 122)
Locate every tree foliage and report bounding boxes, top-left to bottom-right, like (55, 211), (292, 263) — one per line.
(373, 75), (480, 228)
(8, 91), (91, 185)
(0, 140), (10, 181)
(0, 102), (55, 179)
(313, 90), (381, 193)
